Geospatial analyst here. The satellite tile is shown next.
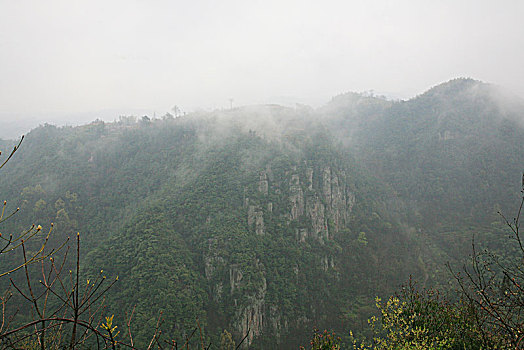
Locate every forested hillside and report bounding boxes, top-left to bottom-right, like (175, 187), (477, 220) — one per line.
(0, 79), (522, 348)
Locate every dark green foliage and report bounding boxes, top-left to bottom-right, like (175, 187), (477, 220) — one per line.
(322, 78), (524, 228)
(0, 79), (522, 348)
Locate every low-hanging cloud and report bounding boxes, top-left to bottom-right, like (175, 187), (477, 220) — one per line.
(0, 0), (523, 136)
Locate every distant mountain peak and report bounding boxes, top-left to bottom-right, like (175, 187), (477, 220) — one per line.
(420, 78), (485, 98)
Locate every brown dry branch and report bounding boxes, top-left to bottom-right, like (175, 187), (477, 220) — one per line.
(0, 231), (129, 349)
(125, 304), (136, 347)
(450, 173), (524, 348)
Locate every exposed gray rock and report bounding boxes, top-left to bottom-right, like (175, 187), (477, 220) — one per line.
(204, 238), (225, 280)
(321, 256), (335, 271)
(306, 194), (328, 243)
(296, 228), (307, 243)
(255, 210), (265, 235)
(212, 282), (223, 302)
(230, 265), (244, 293)
(258, 171), (269, 195)
(248, 205), (265, 234)
(306, 167), (313, 190)
(248, 205), (256, 226)
(235, 263), (267, 348)
(289, 174), (304, 220)
(323, 166), (332, 201)
(330, 173), (346, 232)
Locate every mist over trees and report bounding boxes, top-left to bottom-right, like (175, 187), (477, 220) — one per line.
(0, 78), (523, 348)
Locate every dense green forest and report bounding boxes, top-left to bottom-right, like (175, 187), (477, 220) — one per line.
(0, 78), (523, 348)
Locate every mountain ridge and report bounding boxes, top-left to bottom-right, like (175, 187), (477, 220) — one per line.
(0, 78), (522, 348)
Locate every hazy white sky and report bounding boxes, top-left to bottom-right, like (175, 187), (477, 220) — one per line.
(1, 0), (523, 130)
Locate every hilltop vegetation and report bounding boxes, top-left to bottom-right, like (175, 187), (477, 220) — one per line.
(0, 79), (522, 348)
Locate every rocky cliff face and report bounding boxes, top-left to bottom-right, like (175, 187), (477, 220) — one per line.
(220, 161), (357, 347)
(9, 83), (512, 349)
(258, 171), (269, 195)
(288, 165), (355, 243)
(247, 205), (265, 235)
(234, 261), (267, 348)
(201, 159), (357, 347)
(289, 174), (304, 220)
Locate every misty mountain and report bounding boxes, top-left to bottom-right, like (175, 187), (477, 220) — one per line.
(0, 78), (522, 348)
(324, 78), (524, 221)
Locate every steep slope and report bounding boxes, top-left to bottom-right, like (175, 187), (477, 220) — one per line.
(322, 78), (524, 226)
(1, 79), (522, 348)
(84, 115), (427, 347)
(320, 78), (524, 281)
(0, 111), (428, 348)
